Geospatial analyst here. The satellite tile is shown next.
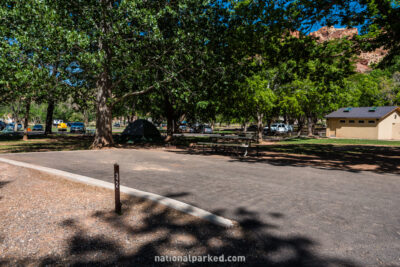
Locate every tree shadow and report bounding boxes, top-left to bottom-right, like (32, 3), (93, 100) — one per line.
(169, 144), (400, 175)
(1, 195), (359, 266)
(0, 181), (11, 189)
(0, 180), (11, 201)
(164, 192), (191, 199)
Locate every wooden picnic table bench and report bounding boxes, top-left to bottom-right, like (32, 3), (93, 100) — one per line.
(211, 134), (256, 145)
(197, 142), (250, 156)
(85, 129), (96, 136)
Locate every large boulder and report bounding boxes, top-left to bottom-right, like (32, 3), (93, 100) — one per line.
(121, 119), (161, 142)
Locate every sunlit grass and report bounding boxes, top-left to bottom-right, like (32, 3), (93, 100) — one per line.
(278, 138), (400, 146)
(0, 136), (92, 154)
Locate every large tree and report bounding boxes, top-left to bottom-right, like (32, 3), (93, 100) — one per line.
(217, 0), (300, 138)
(1, 0), (76, 136)
(48, 0), (219, 147)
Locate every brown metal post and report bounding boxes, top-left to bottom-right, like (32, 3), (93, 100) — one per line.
(114, 164), (122, 214)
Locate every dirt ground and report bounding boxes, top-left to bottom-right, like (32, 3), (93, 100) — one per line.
(0, 163), (241, 266)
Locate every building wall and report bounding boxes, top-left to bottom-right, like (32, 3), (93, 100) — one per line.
(378, 111), (400, 140)
(327, 118), (378, 139)
(327, 110), (400, 140)
(393, 123), (400, 140)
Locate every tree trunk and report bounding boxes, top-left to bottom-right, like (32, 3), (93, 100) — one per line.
(11, 103), (21, 132)
(92, 70), (114, 148)
(256, 111), (264, 143)
(23, 100), (31, 141)
(131, 101), (138, 122)
(296, 116), (304, 136)
(92, 2), (114, 148)
(83, 109), (89, 127)
(45, 101), (54, 135)
(166, 115), (174, 141)
(243, 122), (248, 133)
(164, 95), (175, 142)
(266, 119), (272, 136)
(313, 117), (318, 136)
(174, 118), (180, 133)
(307, 116), (314, 136)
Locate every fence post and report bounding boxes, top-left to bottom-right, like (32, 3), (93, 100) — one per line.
(114, 163), (122, 214)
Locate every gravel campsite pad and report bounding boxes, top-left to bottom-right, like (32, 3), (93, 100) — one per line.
(0, 163), (246, 266)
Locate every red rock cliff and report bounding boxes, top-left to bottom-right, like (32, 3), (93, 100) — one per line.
(309, 26), (387, 73)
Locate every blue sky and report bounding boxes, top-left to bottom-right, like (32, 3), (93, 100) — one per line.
(306, 1), (366, 34)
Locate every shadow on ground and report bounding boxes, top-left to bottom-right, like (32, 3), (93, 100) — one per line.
(0, 135), (93, 154)
(0, 180), (11, 201)
(0, 181), (11, 189)
(0, 195), (358, 266)
(172, 144), (400, 175)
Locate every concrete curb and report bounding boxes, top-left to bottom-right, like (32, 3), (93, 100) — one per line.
(0, 157), (235, 228)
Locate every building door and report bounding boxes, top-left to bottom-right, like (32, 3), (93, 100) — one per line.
(329, 120), (337, 137)
(392, 123), (400, 140)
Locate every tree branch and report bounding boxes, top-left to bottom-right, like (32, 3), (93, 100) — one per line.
(111, 68), (189, 107)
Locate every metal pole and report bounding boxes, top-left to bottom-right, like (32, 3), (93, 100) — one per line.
(114, 163), (122, 214)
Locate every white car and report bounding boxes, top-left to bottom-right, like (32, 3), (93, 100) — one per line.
(285, 124), (294, 132)
(269, 123), (279, 132)
(53, 119), (63, 126)
(275, 124), (288, 134)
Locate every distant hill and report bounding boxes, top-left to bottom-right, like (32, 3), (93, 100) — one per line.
(309, 26), (387, 73)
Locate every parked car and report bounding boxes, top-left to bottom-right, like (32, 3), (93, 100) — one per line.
(53, 119), (63, 126)
(70, 122), (86, 133)
(67, 122), (72, 127)
(0, 121), (6, 131)
(32, 124), (44, 131)
(269, 123), (278, 133)
(113, 122), (121, 127)
(57, 122), (68, 131)
(246, 125), (258, 132)
(275, 123), (289, 134)
(190, 123), (201, 132)
(6, 123), (22, 131)
(285, 124), (294, 132)
(179, 125), (187, 132)
(197, 124), (213, 134)
(263, 126), (269, 135)
(2, 125), (14, 133)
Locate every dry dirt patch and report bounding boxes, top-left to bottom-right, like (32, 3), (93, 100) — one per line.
(0, 163), (246, 266)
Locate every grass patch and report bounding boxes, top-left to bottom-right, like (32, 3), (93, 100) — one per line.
(255, 140), (400, 159)
(0, 135), (93, 154)
(278, 137), (400, 146)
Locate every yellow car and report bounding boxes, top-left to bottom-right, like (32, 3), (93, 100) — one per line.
(57, 122), (67, 131)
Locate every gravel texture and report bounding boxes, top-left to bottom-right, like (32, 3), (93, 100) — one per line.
(0, 162), (360, 266)
(0, 163), (232, 266)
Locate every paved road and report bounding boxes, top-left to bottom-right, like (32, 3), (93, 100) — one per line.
(2, 149), (399, 266)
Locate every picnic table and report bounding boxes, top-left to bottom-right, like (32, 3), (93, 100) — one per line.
(85, 129), (96, 136)
(197, 133), (257, 157)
